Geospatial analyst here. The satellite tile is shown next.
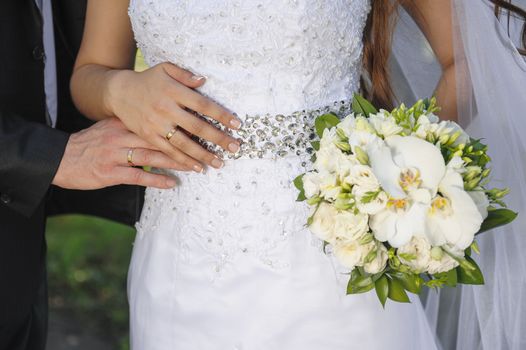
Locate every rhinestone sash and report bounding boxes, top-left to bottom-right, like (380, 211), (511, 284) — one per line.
(197, 100), (352, 159)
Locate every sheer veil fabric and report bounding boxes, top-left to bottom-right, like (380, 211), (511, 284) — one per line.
(392, 1), (526, 349)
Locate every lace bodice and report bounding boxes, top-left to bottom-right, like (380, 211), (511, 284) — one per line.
(129, 0), (371, 116)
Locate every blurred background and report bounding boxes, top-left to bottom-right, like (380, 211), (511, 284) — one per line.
(46, 53), (148, 350)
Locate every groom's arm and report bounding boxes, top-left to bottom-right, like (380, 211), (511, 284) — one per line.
(0, 110), (69, 217)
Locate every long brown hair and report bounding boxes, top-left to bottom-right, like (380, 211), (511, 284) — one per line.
(363, 0), (526, 110)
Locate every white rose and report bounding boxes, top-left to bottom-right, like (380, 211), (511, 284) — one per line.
(309, 203), (339, 243)
(334, 241), (373, 270)
(369, 112), (404, 138)
(353, 186), (388, 215)
(364, 242), (389, 274)
(344, 165), (380, 191)
(314, 144), (352, 174)
(427, 247), (460, 274)
(333, 210), (369, 242)
(468, 190), (490, 220)
(317, 172), (341, 201)
(338, 114), (356, 137)
(302, 172), (322, 199)
(348, 130), (383, 155)
(320, 127), (339, 149)
(397, 236), (432, 273)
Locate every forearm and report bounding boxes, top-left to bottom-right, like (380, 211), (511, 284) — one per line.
(434, 63), (458, 121)
(71, 64), (134, 121)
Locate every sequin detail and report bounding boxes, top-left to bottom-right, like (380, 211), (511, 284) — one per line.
(197, 100), (353, 159)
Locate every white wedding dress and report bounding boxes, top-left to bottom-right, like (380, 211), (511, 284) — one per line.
(127, 1), (438, 349)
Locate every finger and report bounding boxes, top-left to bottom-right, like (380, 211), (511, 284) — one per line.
(172, 108), (240, 155)
(167, 128), (224, 169)
(122, 148), (189, 171)
(171, 84), (241, 130)
(153, 136), (204, 173)
(114, 133), (163, 151)
(112, 167), (178, 189)
(161, 62), (207, 89)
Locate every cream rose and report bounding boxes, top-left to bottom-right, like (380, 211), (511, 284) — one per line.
(334, 241), (374, 270)
(333, 210), (369, 243)
(344, 164), (380, 192)
(309, 203), (339, 243)
(397, 236), (432, 273)
(427, 247), (460, 274)
(364, 242), (389, 274)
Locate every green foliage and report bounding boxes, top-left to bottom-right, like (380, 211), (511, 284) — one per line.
(314, 113), (340, 138)
(47, 215), (135, 350)
(375, 275), (389, 308)
(478, 208), (518, 234)
(456, 256), (485, 285)
(351, 93), (378, 117)
(293, 174), (306, 201)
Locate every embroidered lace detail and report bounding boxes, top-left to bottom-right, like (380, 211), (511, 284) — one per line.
(129, 0), (372, 279)
(129, 0), (371, 116)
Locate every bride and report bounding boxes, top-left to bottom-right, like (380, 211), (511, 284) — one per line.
(70, 0), (526, 349)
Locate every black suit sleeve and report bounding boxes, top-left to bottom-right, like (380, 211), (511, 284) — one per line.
(0, 110), (69, 217)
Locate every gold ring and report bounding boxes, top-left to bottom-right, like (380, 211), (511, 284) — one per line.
(165, 126), (179, 141)
(127, 148), (135, 167)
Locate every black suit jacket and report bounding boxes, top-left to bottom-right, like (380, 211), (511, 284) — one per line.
(0, 0), (143, 333)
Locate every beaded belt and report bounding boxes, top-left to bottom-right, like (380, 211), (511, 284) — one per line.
(196, 100), (352, 160)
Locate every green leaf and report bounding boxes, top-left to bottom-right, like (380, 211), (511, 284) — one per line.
(347, 273), (375, 295)
(389, 271), (422, 294)
(478, 209), (518, 234)
(315, 113), (340, 138)
(457, 256), (485, 285)
(375, 275), (389, 308)
(433, 269), (458, 287)
(352, 93), (378, 117)
(311, 141), (320, 151)
(360, 190), (381, 204)
(387, 277), (411, 303)
(293, 174), (306, 202)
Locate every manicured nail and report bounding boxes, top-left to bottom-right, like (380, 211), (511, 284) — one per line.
(211, 157), (224, 169)
(193, 164), (203, 173)
(230, 118), (242, 129)
(228, 142), (240, 153)
(191, 75), (206, 81)
(166, 178), (177, 187)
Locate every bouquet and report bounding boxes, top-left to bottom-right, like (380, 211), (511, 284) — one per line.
(294, 94), (517, 305)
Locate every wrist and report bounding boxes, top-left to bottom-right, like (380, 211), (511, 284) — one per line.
(103, 69), (136, 117)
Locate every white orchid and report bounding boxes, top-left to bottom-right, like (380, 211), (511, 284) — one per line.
(368, 135), (483, 249)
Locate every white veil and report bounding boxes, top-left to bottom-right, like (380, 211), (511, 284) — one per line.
(391, 1), (526, 349)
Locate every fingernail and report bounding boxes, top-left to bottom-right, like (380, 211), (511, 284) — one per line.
(193, 164), (203, 173)
(228, 142), (240, 153)
(166, 178), (177, 187)
(191, 75), (206, 81)
(230, 118), (242, 129)
(211, 157), (224, 169)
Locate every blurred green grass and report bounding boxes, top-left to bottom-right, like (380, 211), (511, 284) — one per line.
(46, 215), (135, 350)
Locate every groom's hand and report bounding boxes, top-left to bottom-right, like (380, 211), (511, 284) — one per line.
(52, 118), (184, 190)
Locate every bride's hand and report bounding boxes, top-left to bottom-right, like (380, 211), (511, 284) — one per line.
(103, 63), (242, 172)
